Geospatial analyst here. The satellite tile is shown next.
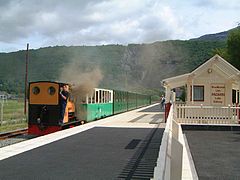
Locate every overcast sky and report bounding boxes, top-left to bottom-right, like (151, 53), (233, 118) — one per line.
(0, 0), (239, 52)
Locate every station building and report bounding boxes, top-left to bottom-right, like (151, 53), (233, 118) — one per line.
(162, 54), (240, 124)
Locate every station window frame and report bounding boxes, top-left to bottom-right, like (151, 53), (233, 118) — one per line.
(191, 85), (204, 102)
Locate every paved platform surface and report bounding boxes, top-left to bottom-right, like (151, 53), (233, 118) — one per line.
(0, 103), (164, 180)
(184, 128), (240, 180)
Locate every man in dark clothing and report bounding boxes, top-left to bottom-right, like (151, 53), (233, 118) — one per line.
(59, 85), (70, 124)
(160, 95), (165, 109)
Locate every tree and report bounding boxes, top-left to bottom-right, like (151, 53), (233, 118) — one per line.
(227, 28), (240, 70)
(212, 47), (229, 60)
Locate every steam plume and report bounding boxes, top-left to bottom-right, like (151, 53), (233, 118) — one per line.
(59, 60), (103, 118)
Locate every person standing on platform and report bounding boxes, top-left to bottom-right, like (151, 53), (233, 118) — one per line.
(160, 95), (165, 109)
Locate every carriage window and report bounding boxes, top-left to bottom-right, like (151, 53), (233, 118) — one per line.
(106, 92), (109, 103)
(96, 91), (99, 103)
(103, 91), (106, 103)
(102, 91), (105, 103)
(104, 91), (106, 103)
(92, 94), (95, 103)
(107, 91), (111, 102)
(104, 91), (108, 103)
(32, 86), (40, 95)
(116, 93), (118, 102)
(99, 90), (101, 103)
(48, 86), (56, 95)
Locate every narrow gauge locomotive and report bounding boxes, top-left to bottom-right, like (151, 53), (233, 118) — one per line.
(28, 81), (151, 135)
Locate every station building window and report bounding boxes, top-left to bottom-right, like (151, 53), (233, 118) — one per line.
(192, 85), (204, 101)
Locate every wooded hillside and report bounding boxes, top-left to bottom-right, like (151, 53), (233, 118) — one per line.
(0, 40), (226, 94)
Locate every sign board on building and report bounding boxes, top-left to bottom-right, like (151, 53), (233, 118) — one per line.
(211, 84), (225, 105)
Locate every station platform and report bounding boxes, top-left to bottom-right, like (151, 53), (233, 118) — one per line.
(0, 103), (165, 180)
(182, 124), (240, 179)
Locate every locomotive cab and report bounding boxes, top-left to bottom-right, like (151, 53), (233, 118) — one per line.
(28, 81), (76, 135)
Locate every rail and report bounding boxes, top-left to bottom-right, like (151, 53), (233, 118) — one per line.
(0, 128), (28, 140)
(175, 104), (240, 124)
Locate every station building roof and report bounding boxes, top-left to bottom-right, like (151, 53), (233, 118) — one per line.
(162, 54), (240, 89)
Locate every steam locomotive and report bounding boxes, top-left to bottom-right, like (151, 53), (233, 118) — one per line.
(28, 81), (151, 135)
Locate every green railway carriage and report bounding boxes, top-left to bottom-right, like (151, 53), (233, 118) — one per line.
(79, 88), (113, 122)
(127, 92), (137, 110)
(113, 90), (151, 114)
(113, 90), (128, 114)
(137, 94), (151, 107)
(78, 88), (151, 122)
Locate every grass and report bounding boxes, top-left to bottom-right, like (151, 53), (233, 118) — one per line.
(0, 122), (27, 133)
(0, 99), (27, 133)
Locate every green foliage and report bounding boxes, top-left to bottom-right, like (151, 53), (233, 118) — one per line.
(151, 95), (161, 102)
(211, 27), (240, 70)
(0, 40), (226, 95)
(179, 86), (186, 102)
(227, 28), (240, 70)
(212, 47), (229, 60)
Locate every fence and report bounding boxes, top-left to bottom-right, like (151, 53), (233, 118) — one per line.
(0, 99), (26, 126)
(152, 105), (183, 180)
(152, 103), (240, 179)
(0, 101), (3, 125)
(174, 104), (240, 124)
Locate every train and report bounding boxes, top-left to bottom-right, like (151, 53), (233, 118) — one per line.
(28, 81), (152, 135)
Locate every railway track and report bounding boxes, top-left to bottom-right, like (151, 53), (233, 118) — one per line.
(0, 128), (37, 148)
(0, 128), (28, 140)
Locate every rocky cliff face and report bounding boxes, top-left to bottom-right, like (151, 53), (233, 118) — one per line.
(119, 42), (192, 90)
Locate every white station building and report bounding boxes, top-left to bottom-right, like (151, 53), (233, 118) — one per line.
(162, 54), (240, 124)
